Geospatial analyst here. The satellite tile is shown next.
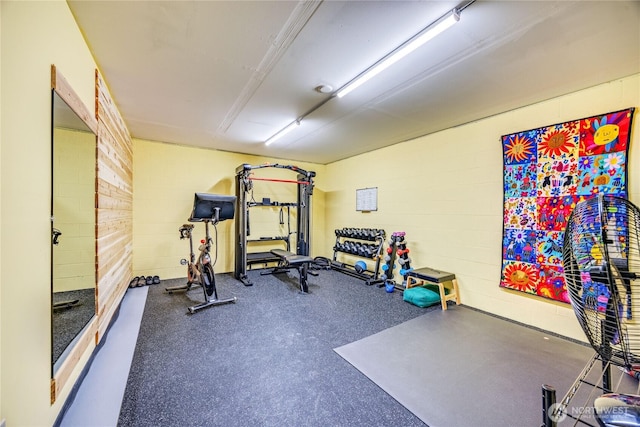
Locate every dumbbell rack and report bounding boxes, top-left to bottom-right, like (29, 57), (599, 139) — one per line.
(379, 232), (413, 290)
(331, 228), (386, 286)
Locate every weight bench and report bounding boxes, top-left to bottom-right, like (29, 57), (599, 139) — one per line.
(267, 249), (313, 293)
(405, 267), (460, 311)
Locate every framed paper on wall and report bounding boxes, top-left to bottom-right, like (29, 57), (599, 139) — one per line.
(356, 187), (378, 212)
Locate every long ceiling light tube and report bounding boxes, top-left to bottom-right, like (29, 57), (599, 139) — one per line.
(336, 8), (460, 99)
(265, 119), (301, 146)
(264, 6), (463, 146)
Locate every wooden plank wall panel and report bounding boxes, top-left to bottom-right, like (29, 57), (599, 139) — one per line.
(51, 64), (98, 134)
(95, 70), (133, 342)
(51, 319), (97, 403)
(97, 118), (133, 181)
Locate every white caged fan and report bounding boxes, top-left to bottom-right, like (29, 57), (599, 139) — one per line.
(563, 194), (640, 426)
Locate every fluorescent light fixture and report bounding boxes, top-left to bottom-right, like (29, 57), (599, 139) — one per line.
(265, 119), (300, 146)
(336, 8), (460, 99)
(264, 7), (461, 146)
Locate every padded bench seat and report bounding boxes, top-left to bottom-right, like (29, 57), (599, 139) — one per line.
(405, 267), (460, 311)
(270, 249), (313, 266)
(270, 249), (314, 293)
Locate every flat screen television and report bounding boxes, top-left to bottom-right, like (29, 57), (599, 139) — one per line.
(189, 193), (236, 222)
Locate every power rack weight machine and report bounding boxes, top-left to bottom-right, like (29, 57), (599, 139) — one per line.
(234, 163), (316, 286)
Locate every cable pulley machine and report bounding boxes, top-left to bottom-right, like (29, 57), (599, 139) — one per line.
(234, 163), (316, 287)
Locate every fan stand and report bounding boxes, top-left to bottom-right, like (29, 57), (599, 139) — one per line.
(541, 352), (625, 427)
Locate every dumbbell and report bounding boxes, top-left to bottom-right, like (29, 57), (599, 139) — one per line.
(362, 246), (372, 258)
(366, 245), (375, 258)
(349, 242), (359, 254)
(358, 245), (366, 257)
(399, 267), (414, 276)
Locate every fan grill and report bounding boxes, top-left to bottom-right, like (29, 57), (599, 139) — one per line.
(563, 195), (640, 368)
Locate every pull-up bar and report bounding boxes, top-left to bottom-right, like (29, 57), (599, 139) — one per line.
(249, 176), (311, 185)
(235, 162), (316, 180)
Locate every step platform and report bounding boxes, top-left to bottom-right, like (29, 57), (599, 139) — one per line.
(405, 267), (460, 311)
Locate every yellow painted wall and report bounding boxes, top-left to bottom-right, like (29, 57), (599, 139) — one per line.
(132, 139), (326, 279)
(0, 1), (4, 419)
(325, 73), (640, 342)
(0, 1), (98, 425)
(0, 1), (637, 424)
(134, 75), (638, 344)
(53, 128), (96, 292)
(0, 0), (3, 419)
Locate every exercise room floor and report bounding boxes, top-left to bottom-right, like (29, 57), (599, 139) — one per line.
(58, 286), (149, 427)
(57, 271), (596, 426)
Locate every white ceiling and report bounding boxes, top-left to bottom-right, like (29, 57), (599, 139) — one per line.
(68, 0), (640, 165)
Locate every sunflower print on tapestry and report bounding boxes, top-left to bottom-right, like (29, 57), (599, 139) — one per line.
(500, 108), (634, 303)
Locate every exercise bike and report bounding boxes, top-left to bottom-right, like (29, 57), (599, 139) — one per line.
(166, 193), (237, 313)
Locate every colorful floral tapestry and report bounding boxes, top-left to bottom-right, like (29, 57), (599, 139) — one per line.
(500, 108), (635, 303)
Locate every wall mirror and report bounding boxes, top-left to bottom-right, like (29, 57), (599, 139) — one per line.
(51, 65), (98, 379)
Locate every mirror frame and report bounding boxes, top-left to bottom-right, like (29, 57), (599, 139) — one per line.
(50, 64), (99, 404)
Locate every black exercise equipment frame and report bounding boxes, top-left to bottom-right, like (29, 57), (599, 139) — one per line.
(234, 163), (315, 286)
